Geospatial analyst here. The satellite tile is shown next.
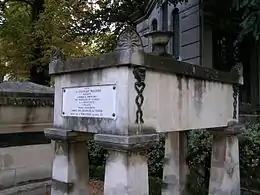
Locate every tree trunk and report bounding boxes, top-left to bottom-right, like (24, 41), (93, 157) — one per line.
(29, 0), (50, 86)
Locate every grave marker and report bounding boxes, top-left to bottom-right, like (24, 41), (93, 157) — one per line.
(46, 25), (243, 195)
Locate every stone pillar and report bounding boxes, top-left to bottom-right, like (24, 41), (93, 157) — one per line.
(45, 128), (90, 195)
(162, 131), (189, 195)
(209, 121), (243, 195)
(95, 133), (159, 195)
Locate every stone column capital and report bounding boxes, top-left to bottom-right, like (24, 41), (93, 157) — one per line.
(210, 120), (245, 136)
(44, 128), (88, 143)
(94, 133), (159, 152)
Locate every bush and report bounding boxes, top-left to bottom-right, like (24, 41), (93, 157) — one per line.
(239, 122), (260, 193)
(88, 122), (260, 195)
(87, 134), (105, 181)
(187, 130), (212, 195)
(147, 133), (166, 178)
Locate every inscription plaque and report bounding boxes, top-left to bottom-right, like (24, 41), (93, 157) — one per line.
(62, 84), (116, 119)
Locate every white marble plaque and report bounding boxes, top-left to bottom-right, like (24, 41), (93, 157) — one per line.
(62, 84), (116, 119)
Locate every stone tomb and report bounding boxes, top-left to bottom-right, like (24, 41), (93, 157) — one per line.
(0, 81), (54, 193)
(46, 27), (243, 195)
(0, 81), (54, 134)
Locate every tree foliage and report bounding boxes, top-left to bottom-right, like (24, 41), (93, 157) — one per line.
(0, 0), (125, 82)
(0, 0), (146, 81)
(233, 0), (260, 39)
(0, 0), (95, 80)
(0, 0), (259, 82)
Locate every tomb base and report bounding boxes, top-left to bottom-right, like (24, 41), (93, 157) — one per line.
(45, 128), (90, 195)
(162, 131), (189, 195)
(95, 133), (158, 195)
(209, 121), (243, 195)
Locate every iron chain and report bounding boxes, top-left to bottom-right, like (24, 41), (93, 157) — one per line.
(133, 67), (146, 124)
(233, 84), (239, 119)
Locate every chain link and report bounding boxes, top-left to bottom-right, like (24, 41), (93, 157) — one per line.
(233, 84), (239, 119)
(133, 67), (146, 124)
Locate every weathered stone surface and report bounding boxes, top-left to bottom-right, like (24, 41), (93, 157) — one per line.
(0, 81), (53, 94)
(0, 81), (54, 133)
(51, 179), (74, 194)
(50, 25), (241, 134)
(0, 81), (54, 194)
(210, 120), (244, 136)
(94, 133), (159, 151)
(0, 144), (53, 190)
(49, 129), (90, 195)
(51, 63), (238, 134)
(103, 150), (149, 195)
(0, 168), (51, 190)
(49, 50), (240, 85)
(209, 128), (241, 195)
(45, 128), (88, 142)
(0, 81), (54, 106)
(115, 26), (144, 51)
(162, 132), (189, 195)
(0, 180), (51, 195)
(49, 49), (144, 76)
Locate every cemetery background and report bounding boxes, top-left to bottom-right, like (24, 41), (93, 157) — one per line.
(0, 0), (260, 195)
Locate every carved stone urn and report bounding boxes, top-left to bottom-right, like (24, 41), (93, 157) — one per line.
(144, 31), (173, 57)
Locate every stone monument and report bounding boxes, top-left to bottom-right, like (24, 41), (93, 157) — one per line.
(0, 81), (54, 194)
(0, 81), (54, 134)
(46, 25), (243, 195)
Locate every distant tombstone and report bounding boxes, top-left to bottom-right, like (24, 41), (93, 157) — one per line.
(0, 81), (54, 134)
(0, 81), (54, 192)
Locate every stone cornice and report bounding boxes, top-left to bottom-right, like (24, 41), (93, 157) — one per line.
(0, 81), (54, 107)
(49, 49), (241, 85)
(0, 96), (54, 107)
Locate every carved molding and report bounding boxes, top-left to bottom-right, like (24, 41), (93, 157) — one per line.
(0, 97), (54, 107)
(230, 63), (243, 78)
(156, 0), (179, 8)
(116, 25), (143, 51)
(50, 46), (66, 62)
(230, 62), (244, 85)
(94, 133), (159, 152)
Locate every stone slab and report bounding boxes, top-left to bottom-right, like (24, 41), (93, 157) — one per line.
(52, 66), (238, 134)
(0, 167), (51, 190)
(0, 144), (53, 189)
(0, 81), (53, 96)
(95, 134), (159, 151)
(0, 82), (54, 133)
(129, 68), (237, 132)
(49, 51), (240, 84)
(0, 106), (53, 132)
(0, 180), (51, 195)
(210, 120), (245, 135)
(0, 144), (53, 170)
(44, 128), (88, 142)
